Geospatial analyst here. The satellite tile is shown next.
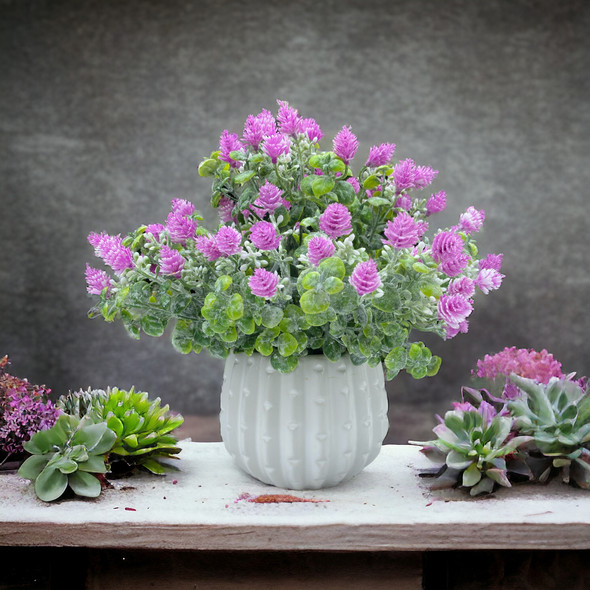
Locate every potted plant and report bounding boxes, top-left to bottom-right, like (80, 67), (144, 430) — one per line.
(85, 100), (504, 489)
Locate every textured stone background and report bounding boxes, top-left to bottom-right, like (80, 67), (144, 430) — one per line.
(1, 0), (589, 441)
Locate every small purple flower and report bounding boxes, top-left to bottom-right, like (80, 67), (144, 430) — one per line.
(319, 203), (352, 238)
(249, 221), (281, 250)
(218, 197), (236, 223)
(196, 235), (221, 261)
(438, 294), (474, 330)
(440, 252), (470, 277)
(85, 264), (112, 296)
(383, 212), (428, 249)
(248, 268), (280, 299)
(276, 100), (301, 136)
(88, 232), (135, 274)
(392, 159), (416, 192)
(479, 253), (503, 271)
(332, 126), (358, 165)
(459, 206), (485, 234)
(219, 130), (243, 168)
(166, 199), (197, 245)
(430, 231), (464, 263)
(307, 236), (336, 266)
(452, 401), (477, 413)
(299, 117), (323, 142)
(426, 191), (447, 215)
(254, 181), (284, 215)
(145, 224), (165, 241)
(214, 226), (242, 256)
(447, 276), (475, 298)
(346, 177), (360, 194)
(413, 165), (438, 189)
(445, 320), (469, 340)
(263, 133), (291, 163)
(350, 259), (381, 296)
(475, 268), (504, 294)
(242, 109), (276, 150)
(478, 401), (497, 425)
(394, 195), (412, 210)
(365, 143), (396, 167)
(159, 245), (185, 277)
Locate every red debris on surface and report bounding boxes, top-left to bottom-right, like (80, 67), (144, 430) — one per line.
(234, 492), (327, 504)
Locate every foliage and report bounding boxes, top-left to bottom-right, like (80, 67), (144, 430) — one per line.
(86, 100), (504, 379)
(17, 414), (116, 502)
(0, 356), (60, 461)
(57, 386), (184, 475)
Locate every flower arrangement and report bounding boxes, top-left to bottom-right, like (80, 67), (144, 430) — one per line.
(86, 100), (504, 379)
(413, 347), (590, 495)
(0, 356), (60, 465)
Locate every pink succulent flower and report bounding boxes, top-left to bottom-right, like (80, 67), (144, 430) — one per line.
(299, 117), (323, 142)
(196, 235), (222, 261)
(85, 264), (112, 296)
(249, 221), (281, 250)
(276, 100), (301, 136)
(332, 126), (358, 165)
(166, 199), (197, 245)
(248, 268), (279, 299)
(319, 203), (352, 238)
(383, 212), (428, 249)
(365, 143), (396, 167)
(214, 226), (242, 256)
(307, 236), (336, 266)
(459, 206), (486, 234)
(219, 129), (243, 167)
(242, 109), (276, 150)
(350, 259), (381, 296)
(426, 191), (447, 215)
(263, 133), (290, 163)
(159, 245), (185, 277)
(438, 294), (474, 330)
(475, 268), (504, 294)
(254, 181), (284, 215)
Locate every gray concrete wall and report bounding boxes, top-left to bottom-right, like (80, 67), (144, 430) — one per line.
(1, 0), (588, 420)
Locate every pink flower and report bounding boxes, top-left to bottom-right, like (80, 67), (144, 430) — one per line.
(392, 159), (416, 192)
(85, 264), (112, 296)
(254, 181), (284, 215)
(159, 245), (185, 277)
(426, 191), (447, 215)
(440, 252), (470, 277)
(475, 347), (564, 384)
(365, 143), (396, 167)
(145, 224), (165, 241)
(445, 320), (469, 339)
(219, 130), (243, 167)
(249, 221), (281, 250)
(263, 133), (290, 163)
(166, 199), (197, 244)
(242, 109), (276, 150)
(383, 212), (428, 249)
(413, 165), (438, 189)
(214, 226), (242, 256)
(430, 231), (464, 263)
(394, 195), (412, 210)
(88, 232), (135, 274)
(346, 177), (360, 194)
(479, 253), (503, 271)
(276, 100), (301, 136)
(475, 268), (504, 294)
(248, 268), (280, 299)
(447, 276), (475, 297)
(319, 203), (352, 238)
(350, 259), (381, 296)
(299, 117), (323, 142)
(438, 294), (474, 330)
(307, 236), (336, 266)
(459, 206), (485, 234)
(218, 197), (236, 223)
(332, 126), (358, 165)
(196, 235), (221, 261)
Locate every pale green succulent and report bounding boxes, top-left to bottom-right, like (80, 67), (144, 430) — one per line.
(412, 406), (532, 496)
(18, 414), (116, 502)
(508, 375), (590, 488)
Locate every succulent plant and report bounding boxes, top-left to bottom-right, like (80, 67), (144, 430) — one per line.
(508, 375), (590, 488)
(17, 414), (116, 502)
(59, 386), (184, 475)
(56, 387), (103, 418)
(412, 405), (533, 496)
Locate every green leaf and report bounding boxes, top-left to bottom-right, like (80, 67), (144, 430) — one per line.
(18, 454), (51, 480)
(141, 315), (167, 338)
(318, 257), (346, 280)
(261, 305), (283, 328)
(233, 170), (256, 185)
(311, 176), (335, 197)
(171, 321), (193, 354)
(366, 197), (390, 207)
(198, 158), (219, 177)
(323, 277), (344, 295)
(333, 180), (355, 205)
(215, 275), (232, 292)
(77, 455), (108, 473)
(227, 293), (244, 321)
(270, 353), (299, 373)
(301, 271), (321, 290)
(300, 289), (330, 314)
(447, 450), (473, 471)
(362, 174), (381, 190)
(68, 471), (102, 498)
(35, 466), (69, 502)
(141, 458), (167, 475)
(462, 462), (482, 487)
(277, 332), (298, 357)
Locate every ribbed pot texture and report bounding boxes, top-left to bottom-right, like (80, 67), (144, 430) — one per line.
(220, 352), (389, 490)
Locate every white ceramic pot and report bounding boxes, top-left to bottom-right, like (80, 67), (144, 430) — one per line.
(219, 352), (389, 490)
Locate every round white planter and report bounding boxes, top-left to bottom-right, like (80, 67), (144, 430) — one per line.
(220, 352), (389, 490)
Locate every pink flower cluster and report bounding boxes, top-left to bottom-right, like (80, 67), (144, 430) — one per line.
(319, 203), (352, 238)
(475, 347), (565, 384)
(248, 268), (280, 299)
(249, 221), (281, 250)
(383, 212), (428, 249)
(167, 199), (197, 244)
(393, 159), (438, 193)
(350, 259), (381, 296)
(88, 232), (135, 275)
(197, 226), (243, 261)
(307, 236), (335, 266)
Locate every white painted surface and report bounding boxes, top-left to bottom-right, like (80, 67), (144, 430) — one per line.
(1, 443), (589, 551)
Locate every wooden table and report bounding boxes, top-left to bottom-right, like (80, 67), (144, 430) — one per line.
(1, 443), (589, 589)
